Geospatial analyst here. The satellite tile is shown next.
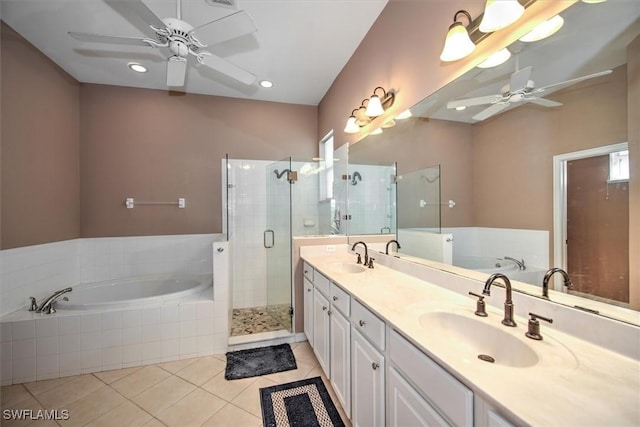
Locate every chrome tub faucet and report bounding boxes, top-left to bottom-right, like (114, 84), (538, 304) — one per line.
(503, 256), (526, 270)
(482, 273), (517, 327)
(36, 287), (72, 314)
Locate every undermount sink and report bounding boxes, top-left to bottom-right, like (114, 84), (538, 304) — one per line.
(329, 262), (366, 274)
(419, 311), (539, 368)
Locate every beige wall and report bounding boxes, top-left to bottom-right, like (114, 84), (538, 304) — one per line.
(318, 0), (574, 149)
(472, 65), (627, 239)
(1, 23), (81, 249)
(628, 35), (639, 309)
(1, 23), (318, 246)
(79, 84), (317, 238)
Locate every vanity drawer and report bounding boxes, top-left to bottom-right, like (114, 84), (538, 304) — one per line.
(314, 271), (330, 297)
(390, 330), (473, 427)
(330, 283), (350, 317)
(303, 262), (314, 282)
(351, 299), (385, 350)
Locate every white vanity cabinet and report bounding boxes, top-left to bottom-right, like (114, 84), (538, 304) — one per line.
(388, 367), (449, 427)
(389, 330), (473, 427)
(329, 303), (351, 416)
(352, 328), (385, 427)
(313, 288), (331, 375)
(303, 277), (314, 346)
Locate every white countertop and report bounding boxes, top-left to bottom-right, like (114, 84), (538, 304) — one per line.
(302, 251), (640, 426)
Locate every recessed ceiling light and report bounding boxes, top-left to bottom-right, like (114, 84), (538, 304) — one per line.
(477, 48), (512, 69)
(128, 62), (147, 73)
(455, 106), (467, 111)
(259, 80), (273, 88)
(519, 15), (564, 43)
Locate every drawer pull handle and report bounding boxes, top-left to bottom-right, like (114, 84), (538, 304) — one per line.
(359, 320), (366, 327)
(323, 306), (327, 311)
(307, 288), (312, 292)
(332, 296), (338, 301)
(371, 362), (379, 370)
(304, 270), (309, 274)
(328, 310), (332, 316)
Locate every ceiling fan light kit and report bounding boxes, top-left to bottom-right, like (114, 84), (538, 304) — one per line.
(68, 0), (258, 88)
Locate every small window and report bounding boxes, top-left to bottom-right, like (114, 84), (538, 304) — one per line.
(319, 132), (334, 200)
(608, 150), (629, 182)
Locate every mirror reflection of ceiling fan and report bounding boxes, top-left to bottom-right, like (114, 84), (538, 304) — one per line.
(447, 66), (612, 121)
(68, 0), (257, 87)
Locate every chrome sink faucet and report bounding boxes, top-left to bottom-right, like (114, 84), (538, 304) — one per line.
(503, 256), (526, 270)
(36, 287), (72, 314)
(351, 241), (368, 266)
(385, 239), (401, 255)
(542, 268), (573, 298)
(482, 273), (517, 327)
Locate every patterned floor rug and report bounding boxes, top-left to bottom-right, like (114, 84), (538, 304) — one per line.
(225, 343), (297, 380)
(259, 377), (346, 427)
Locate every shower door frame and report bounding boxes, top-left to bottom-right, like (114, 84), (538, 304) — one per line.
(265, 157), (294, 332)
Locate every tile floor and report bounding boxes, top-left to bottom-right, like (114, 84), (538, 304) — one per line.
(0, 342), (351, 427)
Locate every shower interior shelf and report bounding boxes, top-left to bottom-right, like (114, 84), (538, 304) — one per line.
(125, 197), (186, 208)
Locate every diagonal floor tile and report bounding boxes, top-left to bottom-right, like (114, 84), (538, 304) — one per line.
(157, 357), (198, 374)
(157, 388), (226, 427)
(174, 356), (225, 386)
(110, 365), (170, 399)
(1, 396), (44, 427)
(201, 371), (257, 402)
(85, 401), (153, 427)
(58, 384), (126, 427)
(23, 375), (77, 397)
(230, 377), (276, 418)
(201, 403), (262, 427)
(131, 375), (195, 416)
(35, 375), (104, 409)
(94, 366), (141, 385)
(1, 384), (32, 409)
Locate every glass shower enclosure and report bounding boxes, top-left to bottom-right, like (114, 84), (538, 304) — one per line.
(265, 157), (293, 332)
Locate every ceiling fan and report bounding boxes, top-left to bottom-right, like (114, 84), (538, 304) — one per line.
(447, 66), (612, 121)
(68, 0), (257, 87)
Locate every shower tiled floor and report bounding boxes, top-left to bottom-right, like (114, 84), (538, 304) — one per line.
(0, 342), (350, 427)
(230, 305), (291, 337)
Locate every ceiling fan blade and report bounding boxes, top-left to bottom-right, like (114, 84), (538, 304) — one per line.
(68, 32), (152, 47)
(447, 94), (503, 109)
(200, 52), (256, 85)
(510, 66), (532, 92)
(190, 10), (257, 46)
(126, 0), (167, 31)
(167, 56), (187, 87)
(473, 103), (510, 121)
(534, 69), (613, 94)
(526, 97), (563, 108)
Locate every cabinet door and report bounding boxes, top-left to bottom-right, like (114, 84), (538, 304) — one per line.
(304, 278), (314, 346)
(330, 309), (351, 417)
(313, 289), (330, 376)
(352, 329), (385, 427)
(388, 368), (449, 427)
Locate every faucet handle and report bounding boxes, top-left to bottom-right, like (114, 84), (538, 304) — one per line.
(525, 312), (553, 340)
(468, 292), (488, 317)
(356, 253), (362, 264)
(367, 258), (375, 268)
(28, 297), (38, 312)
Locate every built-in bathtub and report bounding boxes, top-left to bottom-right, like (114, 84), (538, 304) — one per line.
(0, 273), (229, 385)
(454, 255), (547, 286)
(56, 275), (212, 311)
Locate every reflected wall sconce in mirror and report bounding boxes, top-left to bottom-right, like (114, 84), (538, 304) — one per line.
(440, 10), (476, 62)
(479, 0), (525, 33)
(344, 86), (395, 134)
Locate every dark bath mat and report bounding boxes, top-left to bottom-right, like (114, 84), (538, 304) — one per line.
(260, 376), (346, 427)
(225, 343), (297, 380)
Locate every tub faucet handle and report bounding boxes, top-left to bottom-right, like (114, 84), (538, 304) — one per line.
(28, 297), (38, 311)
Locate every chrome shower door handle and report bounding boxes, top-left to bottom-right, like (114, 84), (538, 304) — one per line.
(264, 229), (275, 248)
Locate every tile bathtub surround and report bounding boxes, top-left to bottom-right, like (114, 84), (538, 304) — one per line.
(0, 342), (351, 427)
(1, 298), (230, 386)
(0, 234), (220, 317)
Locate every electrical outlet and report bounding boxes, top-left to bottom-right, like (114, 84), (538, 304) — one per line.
(325, 245), (336, 252)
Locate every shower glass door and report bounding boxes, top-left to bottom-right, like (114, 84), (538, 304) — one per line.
(265, 157), (293, 332)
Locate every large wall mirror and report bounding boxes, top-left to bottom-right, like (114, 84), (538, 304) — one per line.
(348, 1), (639, 325)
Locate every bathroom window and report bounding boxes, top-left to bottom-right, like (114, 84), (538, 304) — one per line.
(319, 132), (334, 200)
(608, 149), (629, 182)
